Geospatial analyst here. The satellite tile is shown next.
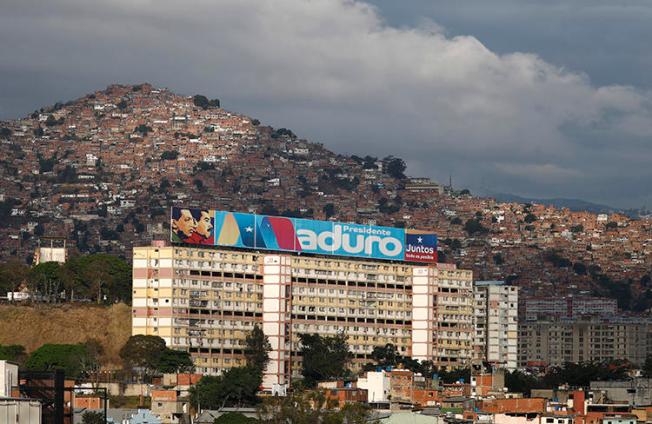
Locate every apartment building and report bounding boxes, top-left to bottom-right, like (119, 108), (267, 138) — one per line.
(520, 296), (618, 321)
(132, 243), (474, 389)
(473, 281), (518, 371)
(518, 318), (652, 367)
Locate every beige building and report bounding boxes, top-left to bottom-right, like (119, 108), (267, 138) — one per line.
(518, 318), (652, 367)
(132, 243), (474, 389)
(473, 281), (518, 371)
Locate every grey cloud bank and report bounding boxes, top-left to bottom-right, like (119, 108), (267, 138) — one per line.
(1, 0), (651, 207)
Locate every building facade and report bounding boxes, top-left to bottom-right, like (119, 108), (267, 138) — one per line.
(131, 243), (474, 388)
(520, 296), (617, 321)
(473, 281), (518, 371)
(518, 318), (652, 367)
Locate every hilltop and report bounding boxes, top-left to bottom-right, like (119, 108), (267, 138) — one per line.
(0, 83), (651, 310)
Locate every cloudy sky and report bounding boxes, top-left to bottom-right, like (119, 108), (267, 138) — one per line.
(1, 0), (651, 208)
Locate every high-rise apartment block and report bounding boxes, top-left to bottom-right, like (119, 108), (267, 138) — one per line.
(473, 281), (518, 371)
(132, 243), (474, 389)
(520, 296), (617, 321)
(519, 318), (652, 367)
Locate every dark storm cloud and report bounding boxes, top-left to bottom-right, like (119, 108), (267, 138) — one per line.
(0, 0), (651, 207)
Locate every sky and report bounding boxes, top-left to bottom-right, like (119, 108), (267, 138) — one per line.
(1, 0), (651, 208)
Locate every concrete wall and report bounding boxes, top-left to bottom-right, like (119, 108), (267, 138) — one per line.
(0, 399), (42, 424)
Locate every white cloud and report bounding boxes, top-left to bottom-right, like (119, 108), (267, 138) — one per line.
(1, 0), (652, 205)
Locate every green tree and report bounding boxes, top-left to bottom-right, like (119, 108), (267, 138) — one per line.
(160, 150), (179, 160)
(25, 344), (91, 378)
(257, 390), (372, 424)
(157, 348), (194, 374)
(383, 156), (406, 179)
(215, 412), (258, 424)
(245, 325), (271, 376)
(505, 370), (539, 395)
(119, 335), (166, 376)
(190, 367), (261, 409)
(322, 203), (336, 219)
(82, 411), (105, 424)
(573, 262), (587, 275)
(134, 124), (153, 135)
(193, 95), (210, 109)
(0, 260), (30, 294)
(370, 343), (402, 368)
(493, 253), (505, 265)
(64, 254), (131, 302)
(0, 344), (27, 364)
(524, 213), (537, 224)
(298, 333), (350, 387)
(29, 261), (69, 302)
(464, 218), (488, 236)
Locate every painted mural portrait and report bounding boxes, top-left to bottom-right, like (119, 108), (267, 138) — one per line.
(186, 209), (214, 245)
(171, 207), (196, 243)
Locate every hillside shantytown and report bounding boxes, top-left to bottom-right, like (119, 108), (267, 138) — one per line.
(2, 85), (652, 424)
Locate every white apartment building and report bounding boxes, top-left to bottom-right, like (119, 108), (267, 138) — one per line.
(473, 281), (518, 371)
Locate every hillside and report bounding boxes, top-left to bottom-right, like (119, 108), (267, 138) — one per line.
(0, 83), (650, 310)
(0, 303), (131, 367)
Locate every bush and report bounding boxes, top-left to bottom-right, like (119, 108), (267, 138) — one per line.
(464, 219), (488, 236)
(160, 150), (179, 160)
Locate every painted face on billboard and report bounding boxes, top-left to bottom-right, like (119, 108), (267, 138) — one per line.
(184, 209), (214, 245)
(171, 208), (197, 242)
(195, 211), (213, 238)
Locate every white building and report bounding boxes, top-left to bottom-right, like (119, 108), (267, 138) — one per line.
(0, 360), (41, 424)
(473, 281), (518, 371)
(357, 371), (391, 404)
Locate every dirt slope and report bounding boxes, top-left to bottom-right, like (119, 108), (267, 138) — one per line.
(0, 303), (131, 367)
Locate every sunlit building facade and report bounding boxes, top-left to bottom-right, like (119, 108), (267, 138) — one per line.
(132, 242), (474, 388)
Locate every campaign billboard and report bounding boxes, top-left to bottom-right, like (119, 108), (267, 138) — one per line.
(170, 207), (437, 263)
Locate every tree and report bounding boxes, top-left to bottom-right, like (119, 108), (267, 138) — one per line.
(464, 218), (488, 236)
(157, 348), (194, 374)
(0, 344), (27, 364)
(323, 203), (336, 219)
(215, 412), (258, 424)
(298, 333), (350, 387)
(524, 213), (537, 224)
(190, 367), (261, 409)
(245, 325), (271, 376)
(65, 254), (132, 302)
(573, 262), (587, 275)
(193, 95), (210, 109)
(134, 124), (153, 135)
(0, 127), (12, 138)
(0, 260), (30, 294)
(29, 261), (67, 302)
(370, 343), (402, 368)
(25, 344), (91, 378)
(119, 335), (166, 376)
(606, 221), (618, 230)
(505, 370), (539, 396)
(383, 156), (406, 179)
(160, 150), (179, 160)
(82, 411), (105, 424)
(257, 390), (372, 424)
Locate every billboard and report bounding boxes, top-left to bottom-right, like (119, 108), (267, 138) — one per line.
(170, 208), (437, 263)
